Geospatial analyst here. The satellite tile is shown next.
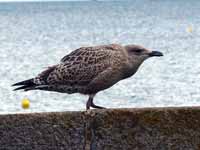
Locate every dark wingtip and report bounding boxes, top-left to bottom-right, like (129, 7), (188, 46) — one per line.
(12, 83), (20, 86)
(12, 78), (36, 91)
(13, 85), (29, 91)
(12, 78), (34, 87)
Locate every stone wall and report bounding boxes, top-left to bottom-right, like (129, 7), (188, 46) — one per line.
(0, 107), (200, 150)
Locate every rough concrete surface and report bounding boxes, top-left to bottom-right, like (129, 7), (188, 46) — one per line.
(0, 111), (85, 150)
(0, 107), (200, 150)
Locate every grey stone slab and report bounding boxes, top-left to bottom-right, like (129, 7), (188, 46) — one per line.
(86, 108), (200, 150)
(0, 111), (85, 150)
(1, 107), (200, 150)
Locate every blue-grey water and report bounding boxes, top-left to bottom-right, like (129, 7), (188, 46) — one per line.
(0, 0), (200, 114)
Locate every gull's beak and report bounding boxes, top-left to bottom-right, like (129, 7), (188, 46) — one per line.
(149, 51), (163, 57)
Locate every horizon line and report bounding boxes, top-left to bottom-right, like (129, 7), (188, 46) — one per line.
(0, 0), (92, 2)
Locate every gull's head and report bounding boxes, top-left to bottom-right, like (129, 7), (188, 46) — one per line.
(125, 44), (163, 64)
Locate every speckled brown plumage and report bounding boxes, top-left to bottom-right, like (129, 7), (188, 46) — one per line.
(13, 43), (163, 110)
(33, 44), (127, 94)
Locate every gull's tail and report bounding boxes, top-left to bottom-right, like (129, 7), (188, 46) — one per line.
(12, 78), (36, 91)
(12, 65), (57, 91)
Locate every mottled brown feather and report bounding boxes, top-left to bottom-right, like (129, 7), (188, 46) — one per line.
(33, 44), (128, 94)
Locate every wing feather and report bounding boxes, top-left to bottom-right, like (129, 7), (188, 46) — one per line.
(47, 45), (120, 88)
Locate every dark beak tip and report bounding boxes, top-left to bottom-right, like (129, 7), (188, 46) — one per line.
(158, 52), (164, 56)
(150, 51), (164, 57)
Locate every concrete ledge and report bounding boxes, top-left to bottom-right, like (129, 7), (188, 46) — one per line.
(1, 107), (200, 149)
(0, 112), (85, 149)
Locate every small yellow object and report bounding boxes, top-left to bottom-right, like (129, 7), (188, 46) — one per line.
(22, 98), (30, 109)
(186, 26), (193, 33)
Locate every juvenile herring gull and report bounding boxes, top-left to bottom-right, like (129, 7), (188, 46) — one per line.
(13, 44), (163, 110)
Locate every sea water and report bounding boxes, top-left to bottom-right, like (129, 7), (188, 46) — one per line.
(0, 0), (200, 113)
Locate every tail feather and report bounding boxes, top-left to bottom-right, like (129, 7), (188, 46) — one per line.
(12, 78), (35, 86)
(12, 65), (57, 91)
(13, 85), (34, 91)
(12, 78), (36, 91)
(24, 85), (48, 91)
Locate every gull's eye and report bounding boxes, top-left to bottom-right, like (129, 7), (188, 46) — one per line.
(134, 49), (143, 53)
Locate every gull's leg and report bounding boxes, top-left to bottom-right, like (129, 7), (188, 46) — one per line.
(86, 94), (105, 110)
(91, 101), (105, 109)
(86, 96), (92, 110)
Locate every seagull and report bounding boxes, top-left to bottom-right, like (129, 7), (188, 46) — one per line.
(13, 44), (163, 110)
